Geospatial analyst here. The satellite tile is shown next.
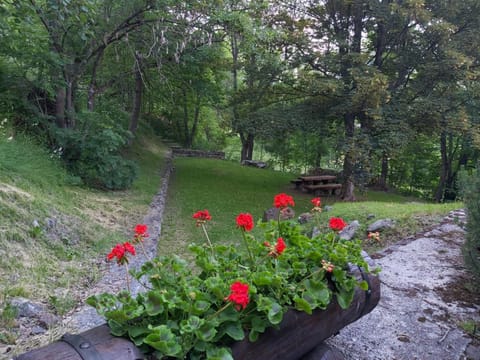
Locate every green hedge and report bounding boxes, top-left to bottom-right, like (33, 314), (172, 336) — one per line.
(461, 166), (480, 284)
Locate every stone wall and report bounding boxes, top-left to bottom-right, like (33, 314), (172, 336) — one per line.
(171, 147), (225, 159)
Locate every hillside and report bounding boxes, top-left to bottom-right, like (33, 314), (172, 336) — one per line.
(0, 132), (166, 350)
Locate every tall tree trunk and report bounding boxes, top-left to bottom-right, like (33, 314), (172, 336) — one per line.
(55, 86), (67, 128)
(129, 52), (143, 139)
(378, 151), (389, 190)
(240, 132), (254, 162)
(66, 77), (75, 128)
(88, 48), (105, 111)
(188, 95), (201, 149)
(435, 130), (448, 202)
(342, 113), (356, 201)
(182, 88), (190, 147)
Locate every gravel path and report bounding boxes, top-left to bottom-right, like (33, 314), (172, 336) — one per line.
(327, 209), (480, 360)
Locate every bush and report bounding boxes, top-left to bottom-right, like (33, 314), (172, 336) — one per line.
(54, 111), (138, 190)
(460, 166), (480, 282)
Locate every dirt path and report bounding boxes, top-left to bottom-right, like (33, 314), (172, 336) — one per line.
(328, 209), (480, 360)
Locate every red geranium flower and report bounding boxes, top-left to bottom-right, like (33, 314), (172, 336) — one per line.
(193, 209), (212, 226)
(107, 242), (136, 265)
(226, 281), (250, 311)
(329, 217), (347, 231)
(236, 213), (254, 232)
(275, 237), (286, 255)
(311, 197), (321, 208)
(264, 237), (287, 257)
(133, 224), (149, 243)
(273, 193), (295, 208)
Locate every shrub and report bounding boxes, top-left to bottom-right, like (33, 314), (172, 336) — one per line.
(460, 166), (480, 283)
(54, 111), (138, 190)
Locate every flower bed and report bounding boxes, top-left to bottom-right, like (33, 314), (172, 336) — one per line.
(86, 194), (378, 359)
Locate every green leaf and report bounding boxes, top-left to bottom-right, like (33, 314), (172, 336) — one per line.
(267, 302), (284, 325)
(359, 280), (369, 291)
(336, 288), (355, 309)
(144, 325), (182, 356)
(303, 279), (330, 307)
(206, 346), (234, 360)
(252, 271), (273, 286)
(107, 319), (127, 336)
(224, 322), (245, 341)
(195, 323), (217, 342)
(145, 291), (165, 316)
(181, 315), (204, 334)
(294, 296), (312, 314)
(193, 300), (211, 314)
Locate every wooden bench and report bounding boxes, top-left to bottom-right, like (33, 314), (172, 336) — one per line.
(303, 183), (342, 196)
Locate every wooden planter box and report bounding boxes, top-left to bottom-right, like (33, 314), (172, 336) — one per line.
(16, 266), (379, 360)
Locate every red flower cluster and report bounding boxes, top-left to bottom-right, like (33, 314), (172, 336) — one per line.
(311, 197), (321, 208)
(193, 209), (212, 226)
(236, 213), (254, 232)
(273, 193), (295, 209)
(107, 242), (136, 265)
(133, 224), (149, 243)
(226, 281), (250, 311)
(264, 237), (287, 257)
(329, 217), (347, 231)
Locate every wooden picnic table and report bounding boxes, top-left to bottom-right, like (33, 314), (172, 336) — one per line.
(298, 175), (337, 184)
(291, 175), (342, 196)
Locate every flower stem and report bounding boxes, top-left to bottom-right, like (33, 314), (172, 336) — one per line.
(139, 241), (150, 261)
(201, 223), (216, 259)
(241, 231), (255, 266)
(125, 262), (131, 293)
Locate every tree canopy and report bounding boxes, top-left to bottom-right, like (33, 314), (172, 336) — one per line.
(1, 0), (479, 199)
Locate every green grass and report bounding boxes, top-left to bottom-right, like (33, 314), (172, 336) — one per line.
(161, 157), (463, 255)
(0, 129), (166, 327)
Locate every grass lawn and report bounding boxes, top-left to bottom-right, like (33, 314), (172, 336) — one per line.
(160, 157), (463, 256)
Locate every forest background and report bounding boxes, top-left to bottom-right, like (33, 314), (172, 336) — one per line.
(1, 0), (480, 202)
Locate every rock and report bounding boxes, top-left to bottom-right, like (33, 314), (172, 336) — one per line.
(367, 219), (395, 232)
(324, 205), (333, 212)
(38, 312), (61, 328)
(298, 213), (313, 224)
(31, 326), (46, 335)
(45, 217), (57, 230)
(339, 220), (360, 240)
(10, 297), (46, 318)
(243, 160), (268, 168)
(263, 207), (295, 222)
(367, 214), (376, 220)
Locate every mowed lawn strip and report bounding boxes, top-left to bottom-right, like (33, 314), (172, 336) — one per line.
(159, 157), (463, 256)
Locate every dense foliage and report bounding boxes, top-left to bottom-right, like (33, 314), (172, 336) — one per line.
(1, 0), (480, 199)
(88, 197), (372, 359)
(461, 167), (480, 283)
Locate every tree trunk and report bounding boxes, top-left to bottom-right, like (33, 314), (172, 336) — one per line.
(87, 48), (105, 111)
(434, 130), (448, 202)
(66, 78), (75, 128)
(55, 86), (67, 128)
(378, 151), (389, 190)
(182, 88), (191, 148)
(240, 132), (254, 162)
(129, 52), (143, 139)
(341, 113), (356, 201)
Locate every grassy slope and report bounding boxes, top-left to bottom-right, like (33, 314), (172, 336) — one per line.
(160, 157), (463, 255)
(0, 130), (166, 308)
